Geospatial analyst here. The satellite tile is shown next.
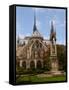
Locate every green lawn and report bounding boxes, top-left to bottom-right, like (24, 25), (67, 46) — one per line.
(16, 74), (66, 84)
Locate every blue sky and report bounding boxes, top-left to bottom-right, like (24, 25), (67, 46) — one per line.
(16, 6), (66, 45)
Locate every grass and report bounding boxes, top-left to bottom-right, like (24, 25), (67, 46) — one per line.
(16, 74), (66, 84)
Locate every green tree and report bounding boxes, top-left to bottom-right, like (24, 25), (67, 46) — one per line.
(57, 45), (66, 72)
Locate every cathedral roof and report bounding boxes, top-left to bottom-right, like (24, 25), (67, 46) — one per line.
(32, 29), (42, 37)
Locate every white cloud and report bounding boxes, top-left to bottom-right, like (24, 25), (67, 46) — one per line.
(44, 36), (49, 39)
(18, 33), (31, 39)
(25, 33), (31, 36)
(16, 34), (25, 39)
(20, 34), (25, 39)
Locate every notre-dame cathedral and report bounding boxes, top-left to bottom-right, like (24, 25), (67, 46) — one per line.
(16, 12), (59, 73)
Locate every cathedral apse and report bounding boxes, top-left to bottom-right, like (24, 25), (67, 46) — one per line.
(16, 6), (67, 84)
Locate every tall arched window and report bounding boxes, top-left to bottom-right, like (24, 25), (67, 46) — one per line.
(31, 40), (44, 59)
(32, 40), (39, 50)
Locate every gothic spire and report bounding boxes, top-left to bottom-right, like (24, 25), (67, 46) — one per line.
(33, 10), (37, 32)
(50, 20), (56, 41)
(32, 9), (43, 38)
(51, 21), (54, 33)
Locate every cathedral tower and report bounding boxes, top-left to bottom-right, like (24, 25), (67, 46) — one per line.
(50, 21), (58, 73)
